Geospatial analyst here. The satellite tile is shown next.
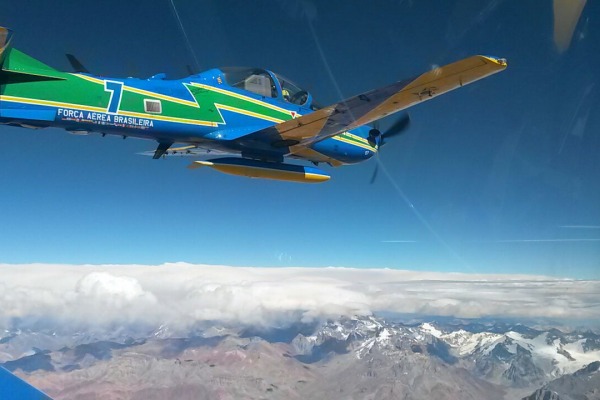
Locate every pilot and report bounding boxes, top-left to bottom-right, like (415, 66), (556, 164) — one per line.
(282, 88), (291, 102)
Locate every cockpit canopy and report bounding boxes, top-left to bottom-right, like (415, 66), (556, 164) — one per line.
(220, 67), (316, 108)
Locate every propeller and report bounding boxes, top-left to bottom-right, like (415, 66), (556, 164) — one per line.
(368, 113), (411, 184)
(368, 113), (410, 148)
(369, 160), (380, 184)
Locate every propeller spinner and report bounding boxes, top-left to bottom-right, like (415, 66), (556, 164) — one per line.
(369, 113), (411, 184)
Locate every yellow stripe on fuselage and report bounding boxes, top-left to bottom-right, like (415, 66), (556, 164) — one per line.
(332, 134), (377, 152)
(189, 82), (296, 118)
(74, 74), (199, 108)
(76, 75), (295, 119)
(215, 103), (285, 124)
(344, 131), (372, 146)
(118, 110), (216, 126)
(76, 75), (295, 125)
(1, 95), (217, 127)
(1, 95), (107, 113)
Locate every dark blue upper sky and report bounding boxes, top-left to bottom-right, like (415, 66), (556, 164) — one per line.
(1, 0), (598, 278)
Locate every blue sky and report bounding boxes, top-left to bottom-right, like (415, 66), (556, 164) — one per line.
(1, 0), (598, 278)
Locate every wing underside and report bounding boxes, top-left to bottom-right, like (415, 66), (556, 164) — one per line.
(234, 55), (507, 156)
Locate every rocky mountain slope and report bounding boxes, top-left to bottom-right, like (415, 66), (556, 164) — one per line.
(522, 361), (600, 400)
(1, 316), (598, 399)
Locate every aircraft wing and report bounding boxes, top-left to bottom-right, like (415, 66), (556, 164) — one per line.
(234, 55), (506, 153)
(0, 367), (53, 400)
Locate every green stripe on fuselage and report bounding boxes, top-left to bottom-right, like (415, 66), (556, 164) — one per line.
(2, 49), (369, 153)
(185, 83), (293, 123)
(2, 57), (293, 128)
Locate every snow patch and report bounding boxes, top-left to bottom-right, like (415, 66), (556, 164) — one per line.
(420, 323), (442, 337)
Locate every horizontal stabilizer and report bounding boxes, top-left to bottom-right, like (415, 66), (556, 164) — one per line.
(0, 27), (65, 82)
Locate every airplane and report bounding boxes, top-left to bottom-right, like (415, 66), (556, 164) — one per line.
(0, 26), (507, 183)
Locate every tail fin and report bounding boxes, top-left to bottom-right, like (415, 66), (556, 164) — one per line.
(0, 26), (65, 82)
(0, 367), (54, 400)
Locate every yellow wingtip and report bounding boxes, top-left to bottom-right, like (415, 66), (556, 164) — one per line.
(480, 55), (508, 68)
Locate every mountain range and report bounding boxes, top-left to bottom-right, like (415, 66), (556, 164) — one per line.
(1, 316), (599, 399)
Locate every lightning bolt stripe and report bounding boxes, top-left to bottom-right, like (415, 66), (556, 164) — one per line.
(75, 75), (296, 125)
(74, 74), (199, 108)
(189, 82), (296, 117)
(1, 95), (217, 127)
(215, 103), (285, 124)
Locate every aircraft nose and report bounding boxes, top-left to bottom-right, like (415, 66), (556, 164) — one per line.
(366, 149), (376, 158)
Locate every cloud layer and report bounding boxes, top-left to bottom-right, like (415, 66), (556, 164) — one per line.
(0, 263), (598, 334)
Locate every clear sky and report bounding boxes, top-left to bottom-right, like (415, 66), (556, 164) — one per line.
(0, 0), (598, 278)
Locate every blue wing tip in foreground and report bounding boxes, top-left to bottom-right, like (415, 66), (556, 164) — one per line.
(0, 367), (53, 400)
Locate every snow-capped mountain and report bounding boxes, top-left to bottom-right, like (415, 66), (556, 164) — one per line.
(416, 320), (600, 386)
(287, 316), (600, 394)
(1, 316), (599, 399)
(523, 361), (600, 400)
(290, 317), (600, 376)
(291, 316), (457, 363)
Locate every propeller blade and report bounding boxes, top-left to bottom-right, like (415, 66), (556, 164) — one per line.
(369, 162), (379, 184)
(65, 54), (90, 73)
(368, 114), (411, 183)
(372, 120), (380, 132)
(383, 113), (410, 139)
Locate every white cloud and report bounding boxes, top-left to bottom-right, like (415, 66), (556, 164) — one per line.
(0, 263), (597, 334)
(75, 272), (157, 305)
